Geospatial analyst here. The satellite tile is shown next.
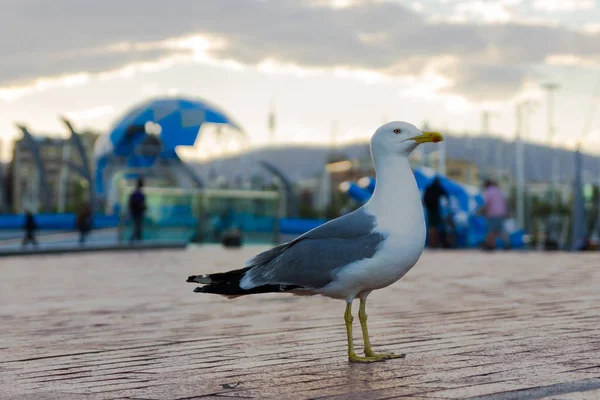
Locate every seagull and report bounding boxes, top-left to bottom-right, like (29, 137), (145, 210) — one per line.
(187, 121), (443, 363)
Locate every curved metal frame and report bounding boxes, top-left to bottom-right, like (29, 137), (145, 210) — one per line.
(170, 153), (205, 188)
(61, 118), (96, 210)
(16, 124), (52, 212)
(259, 160), (298, 217)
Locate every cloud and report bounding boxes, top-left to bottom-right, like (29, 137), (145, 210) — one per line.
(64, 105), (116, 122)
(451, 1), (515, 23)
(440, 61), (529, 100)
(2, 0), (600, 101)
(532, 0), (594, 12)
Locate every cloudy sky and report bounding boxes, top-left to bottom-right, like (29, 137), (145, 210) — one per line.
(1, 0), (600, 160)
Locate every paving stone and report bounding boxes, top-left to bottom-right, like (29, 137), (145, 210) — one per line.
(1, 248), (599, 399)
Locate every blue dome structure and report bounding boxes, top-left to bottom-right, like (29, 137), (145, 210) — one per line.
(94, 96), (243, 204)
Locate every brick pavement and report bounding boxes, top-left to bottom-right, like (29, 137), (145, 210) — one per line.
(1, 247), (600, 399)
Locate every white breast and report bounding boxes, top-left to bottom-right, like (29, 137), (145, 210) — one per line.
(318, 154), (427, 301)
(320, 185), (426, 300)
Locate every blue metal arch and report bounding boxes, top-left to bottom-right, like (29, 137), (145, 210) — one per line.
(95, 96), (242, 199)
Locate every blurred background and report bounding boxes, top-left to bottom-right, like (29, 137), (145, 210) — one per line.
(1, 0), (599, 253)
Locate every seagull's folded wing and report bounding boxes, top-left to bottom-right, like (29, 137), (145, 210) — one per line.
(241, 208), (385, 290)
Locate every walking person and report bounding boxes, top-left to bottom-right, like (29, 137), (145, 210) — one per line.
(423, 177), (449, 248)
(480, 179), (511, 250)
(128, 178), (147, 242)
(22, 210), (38, 247)
(76, 203), (93, 245)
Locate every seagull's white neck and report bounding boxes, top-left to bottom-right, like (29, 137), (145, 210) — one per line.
(366, 152), (425, 232)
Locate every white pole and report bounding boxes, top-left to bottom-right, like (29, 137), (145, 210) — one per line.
(439, 137), (447, 176)
(515, 104), (525, 229)
(465, 130), (473, 185)
(597, 157), (600, 235)
(481, 111), (490, 178)
(495, 135), (503, 182)
(330, 120), (339, 150)
(268, 105), (276, 144)
(543, 83), (559, 210)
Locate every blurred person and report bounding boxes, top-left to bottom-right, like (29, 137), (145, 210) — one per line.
(128, 178), (147, 241)
(423, 177), (448, 248)
(76, 203), (93, 244)
(22, 210), (38, 247)
(439, 213), (457, 249)
(480, 179), (510, 250)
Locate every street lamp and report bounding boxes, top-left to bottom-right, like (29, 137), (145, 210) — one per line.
(481, 110), (501, 180)
(515, 99), (537, 230)
(542, 83), (560, 211)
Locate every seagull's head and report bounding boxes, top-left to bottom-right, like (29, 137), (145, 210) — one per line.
(371, 121), (444, 157)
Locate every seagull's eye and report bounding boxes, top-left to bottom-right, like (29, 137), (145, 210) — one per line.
(393, 129), (402, 135)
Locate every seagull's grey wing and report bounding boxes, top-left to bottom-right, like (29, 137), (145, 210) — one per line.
(242, 208), (385, 289)
(246, 207), (379, 268)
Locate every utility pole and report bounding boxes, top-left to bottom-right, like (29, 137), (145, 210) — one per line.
(482, 110), (502, 180)
(515, 104), (525, 230)
(542, 83), (560, 211)
(481, 111), (490, 179)
(268, 102), (276, 145)
(439, 132), (447, 176)
(465, 129), (473, 185)
(330, 120), (339, 150)
(515, 100), (537, 229)
(571, 145), (585, 250)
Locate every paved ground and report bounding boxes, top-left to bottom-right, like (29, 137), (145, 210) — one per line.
(0, 229), (121, 250)
(0, 230), (186, 257)
(1, 247), (600, 400)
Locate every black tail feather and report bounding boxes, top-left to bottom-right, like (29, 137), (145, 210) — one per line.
(194, 282), (301, 296)
(187, 266), (300, 297)
(187, 267), (252, 284)
(206, 267), (253, 282)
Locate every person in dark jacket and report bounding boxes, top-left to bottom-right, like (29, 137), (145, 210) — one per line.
(76, 203), (93, 244)
(128, 178), (147, 241)
(22, 210), (38, 247)
(423, 177), (448, 248)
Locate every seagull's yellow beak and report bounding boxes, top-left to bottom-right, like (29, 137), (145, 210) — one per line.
(410, 131), (444, 144)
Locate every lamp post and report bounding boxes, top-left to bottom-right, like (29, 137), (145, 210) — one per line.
(268, 104), (276, 145)
(515, 105), (525, 229)
(481, 110), (501, 180)
(571, 143), (585, 251)
(515, 100), (537, 229)
(542, 83), (560, 211)
(481, 111), (490, 179)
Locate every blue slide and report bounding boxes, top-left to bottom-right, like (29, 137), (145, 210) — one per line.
(342, 168), (526, 249)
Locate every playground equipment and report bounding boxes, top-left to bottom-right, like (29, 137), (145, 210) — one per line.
(12, 121), (95, 213)
(59, 118), (96, 211)
(95, 96), (244, 212)
(343, 167), (527, 248)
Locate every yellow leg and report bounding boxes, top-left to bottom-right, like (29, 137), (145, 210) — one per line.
(345, 302), (384, 363)
(359, 298), (405, 360)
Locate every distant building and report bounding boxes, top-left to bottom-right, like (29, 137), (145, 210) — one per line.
(444, 159), (480, 186)
(326, 157), (374, 194)
(9, 131), (99, 213)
